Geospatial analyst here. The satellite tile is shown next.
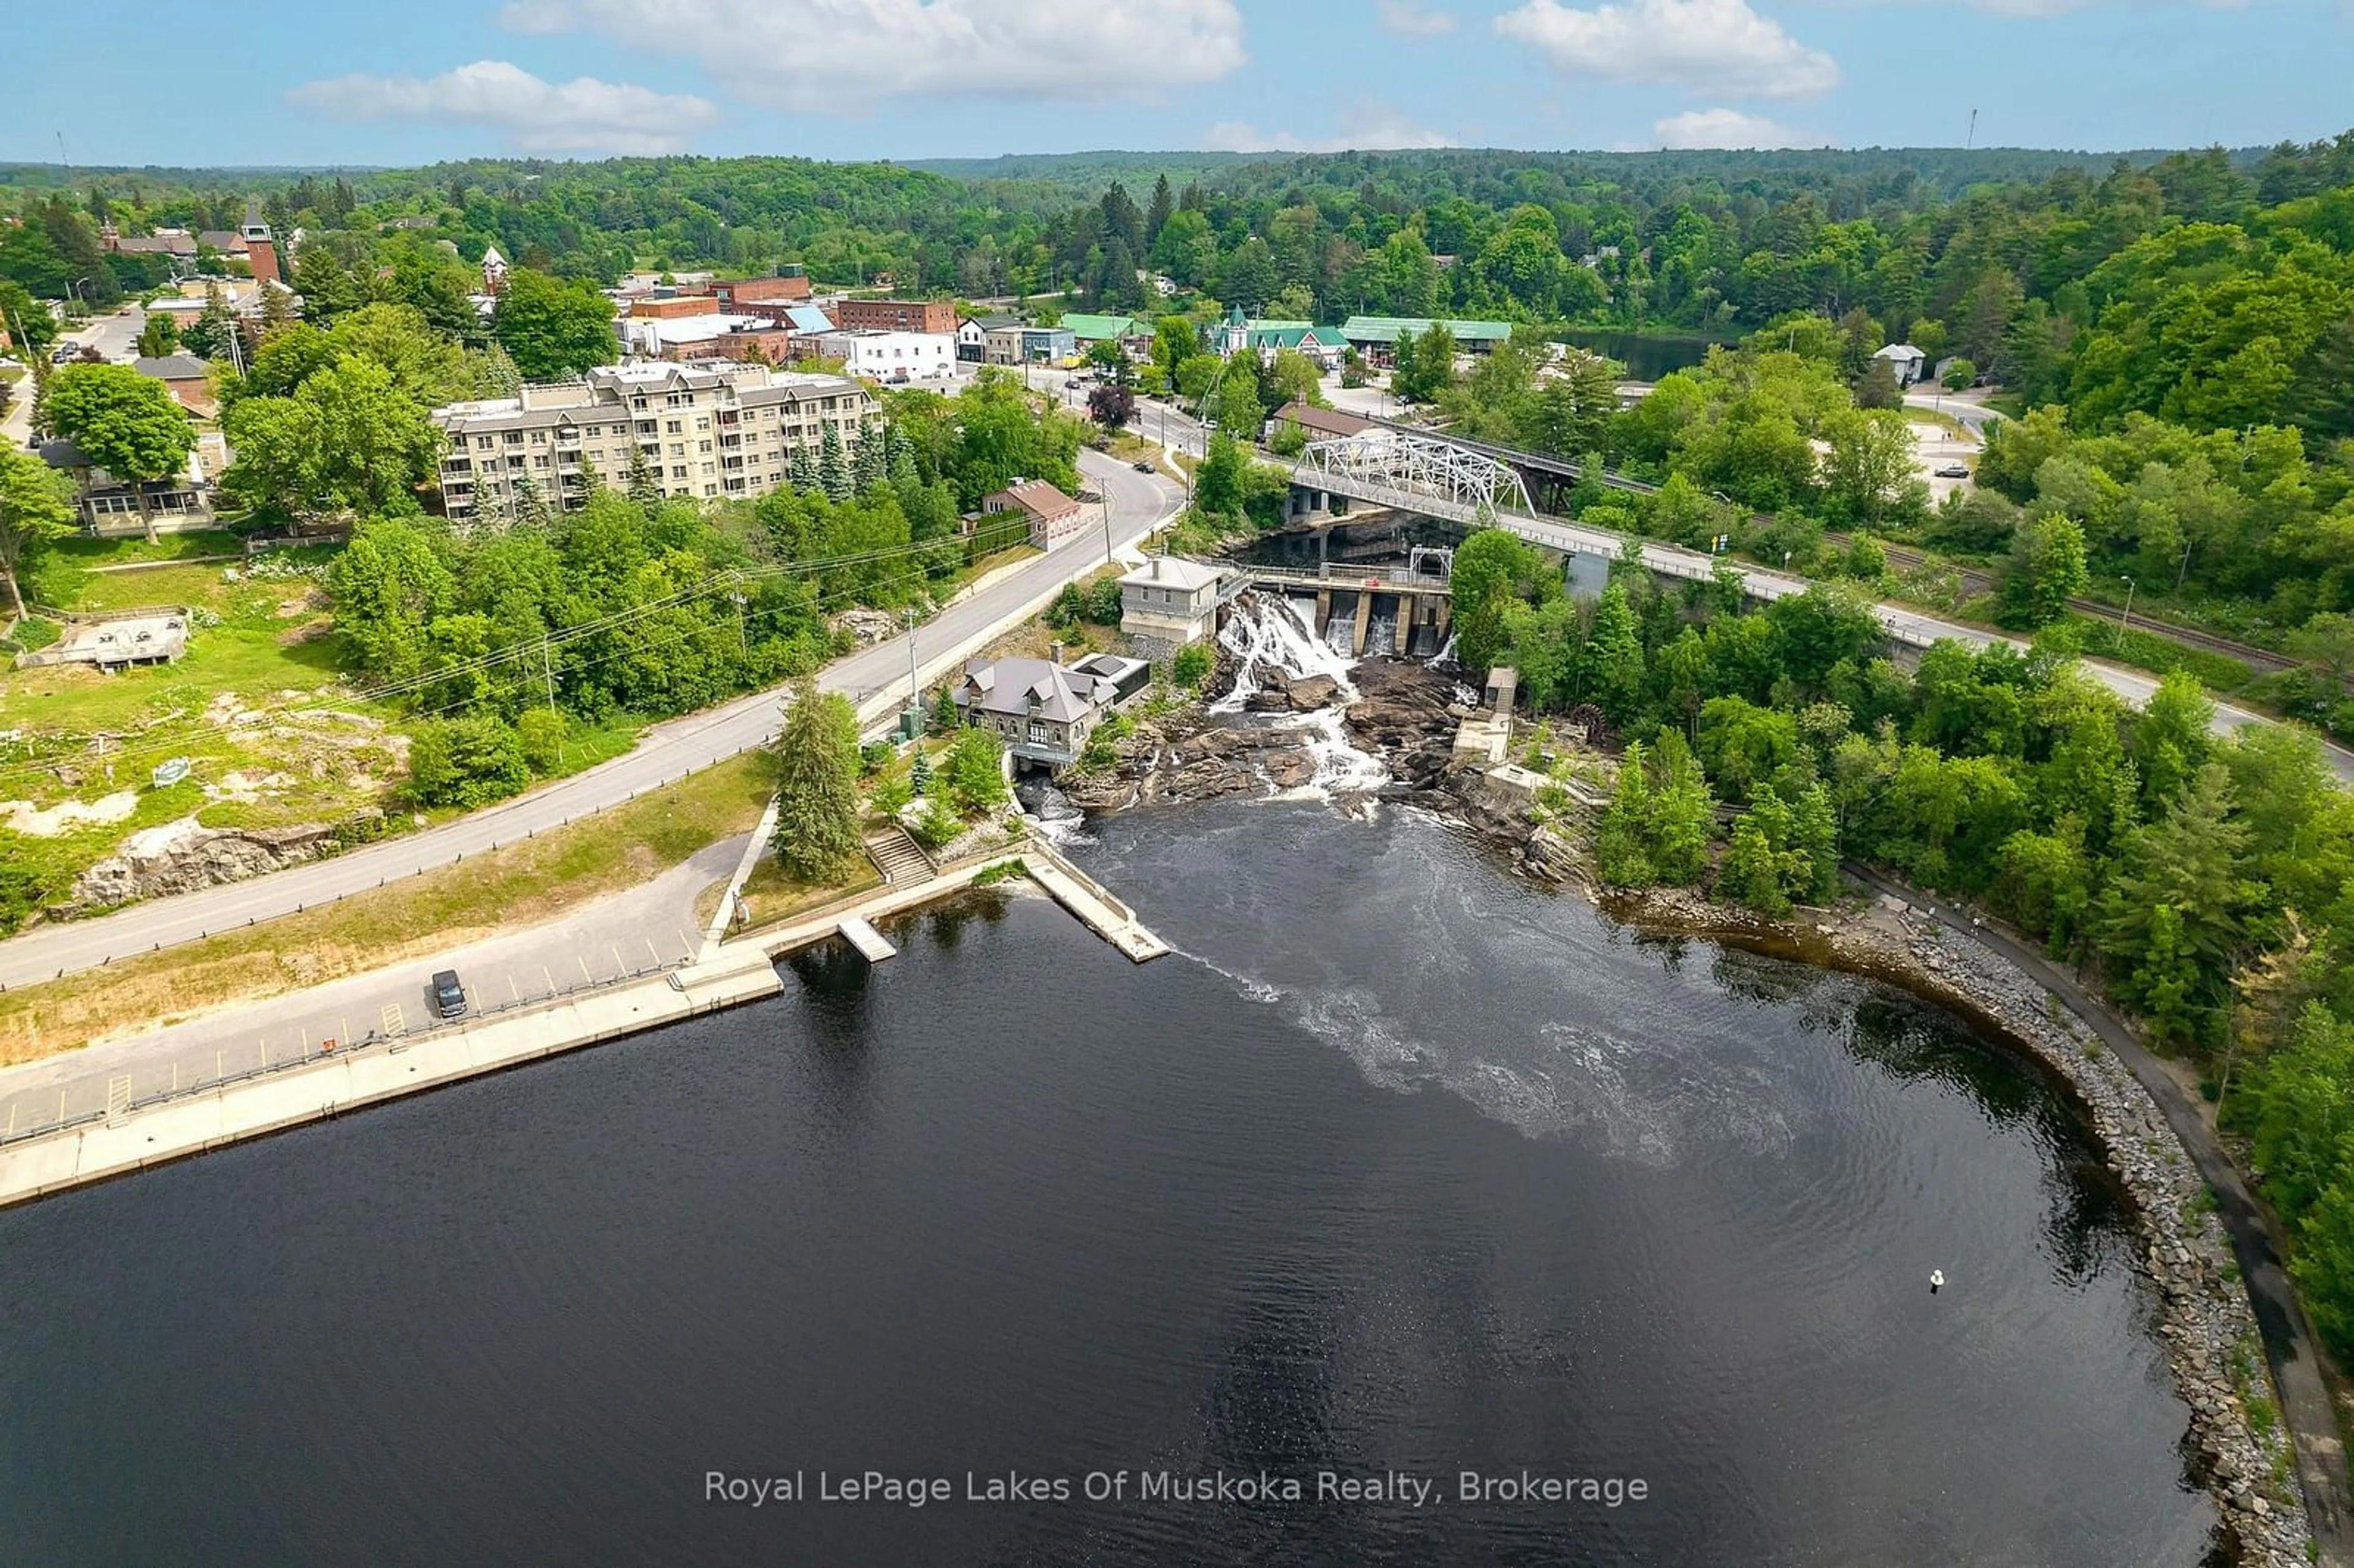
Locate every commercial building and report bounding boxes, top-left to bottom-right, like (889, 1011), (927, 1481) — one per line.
(619, 311), (798, 363)
(1338, 316), (1514, 363)
(983, 324), (1077, 367)
(806, 328), (957, 382)
(836, 299), (959, 334)
(714, 270), (811, 308)
(430, 360), (877, 520)
(1269, 400), (1372, 441)
(1212, 310), (1352, 368)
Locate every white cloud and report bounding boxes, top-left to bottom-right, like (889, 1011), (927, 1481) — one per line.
(288, 60), (716, 154)
(499, 0), (1247, 112)
(1204, 101), (1457, 153)
(1651, 106), (1833, 148)
(1376, 0), (1459, 32)
(1495, 0), (1838, 97)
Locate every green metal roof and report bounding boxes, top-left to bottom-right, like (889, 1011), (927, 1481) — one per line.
(1241, 321), (1349, 351)
(1057, 313), (1141, 341)
(1339, 315), (1514, 344)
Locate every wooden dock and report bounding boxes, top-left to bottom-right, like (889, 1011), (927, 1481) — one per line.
(837, 916), (897, 962)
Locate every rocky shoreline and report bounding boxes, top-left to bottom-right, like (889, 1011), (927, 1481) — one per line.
(1067, 649), (2313, 1567)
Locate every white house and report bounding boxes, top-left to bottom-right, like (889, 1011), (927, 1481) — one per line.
(1873, 343), (1927, 387)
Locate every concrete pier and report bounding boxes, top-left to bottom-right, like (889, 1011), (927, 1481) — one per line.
(837, 916), (897, 962)
(0, 837), (1168, 1209)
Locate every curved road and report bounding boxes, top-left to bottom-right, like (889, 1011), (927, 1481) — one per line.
(0, 451), (1179, 989)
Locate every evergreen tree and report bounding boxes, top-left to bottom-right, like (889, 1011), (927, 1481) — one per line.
(1145, 175), (1175, 249)
(1595, 740), (1658, 888)
(853, 424), (886, 493)
(625, 439), (661, 508)
(1581, 581), (1645, 723)
(818, 422), (851, 503)
(2095, 761), (2256, 1046)
(508, 468), (548, 528)
(770, 678), (863, 881)
(790, 441), (817, 495)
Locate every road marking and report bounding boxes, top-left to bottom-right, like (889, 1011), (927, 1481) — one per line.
(509, 974), (520, 1003)
(645, 937), (661, 967)
(611, 943), (625, 976)
(380, 1002), (404, 1037)
(577, 955), (593, 985)
(543, 964), (555, 997)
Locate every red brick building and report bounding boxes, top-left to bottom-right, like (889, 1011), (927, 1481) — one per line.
(836, 298), (958, 334)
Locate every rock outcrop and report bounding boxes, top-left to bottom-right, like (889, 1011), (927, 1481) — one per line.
(64, 816), (346, 914)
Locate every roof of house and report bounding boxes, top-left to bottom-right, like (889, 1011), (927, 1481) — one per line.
(1271, 400), (1370, 438)
(973, 313), (1023, 330)
(1119, 555), (1227, 592)
(1873, 342), (1925, 360)
(985, 478), (1080, 519)
(959, 657), (1119, 723)
(482, 243), (508, 267)
(1058, 313), (1140, 341)
(1338, 315), (1514, 344)
(780, 304), (836, 334)
(1243, 322), (1347, 352)
(134, 354), (213, 381)
(114, 235), (196, 256)
(196, 230), (243, 253)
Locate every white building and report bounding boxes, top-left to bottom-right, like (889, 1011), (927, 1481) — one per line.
(1873, 343), (1927, 387)
(806, 329), (957, 382)
(1119, 555), (1229, 648)
(430, 359), (877, 520)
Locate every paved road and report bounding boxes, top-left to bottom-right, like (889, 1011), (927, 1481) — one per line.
(0, 450), (1179, 989)
(1849, 863), (2353, 1567)
(74, 305), (146, 365)
(1142, 394), (2353, 782)
(0, 837), (743, 1138)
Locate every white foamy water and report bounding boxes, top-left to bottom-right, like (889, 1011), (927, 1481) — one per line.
(1214, 593), (1392, 802)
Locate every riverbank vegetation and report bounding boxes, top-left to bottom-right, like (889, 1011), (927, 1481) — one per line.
(1452, 528), (2354, 1361)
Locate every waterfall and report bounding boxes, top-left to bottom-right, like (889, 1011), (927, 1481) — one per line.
(1214, 591), (1358, 715)
(1429, 633), (1459, 668)
(1214, 592), (1391, 803)
(1365, 603), (1398, 657)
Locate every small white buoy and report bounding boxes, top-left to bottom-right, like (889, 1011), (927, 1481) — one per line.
(1930, 1269), (1945, 1294)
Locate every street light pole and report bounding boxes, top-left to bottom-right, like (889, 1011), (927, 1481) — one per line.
(2119, 575), (2136, 635)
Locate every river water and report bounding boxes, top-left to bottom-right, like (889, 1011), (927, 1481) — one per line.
(0, 801), (2214, 1566)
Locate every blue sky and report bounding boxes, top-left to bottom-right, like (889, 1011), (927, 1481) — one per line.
(10, 0), (2349, 167)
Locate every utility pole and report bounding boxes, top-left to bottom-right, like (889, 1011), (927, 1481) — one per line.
(2119, 575), (2136, 635)
(729, 589), (748, 654)
(1965, 109), (1978, 151)
(905, 606), (920, 712)
(541, 636), (558, 713)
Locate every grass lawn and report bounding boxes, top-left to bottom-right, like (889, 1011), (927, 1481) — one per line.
(0, 752), (776, 1063)
(737, 855), (883, 932)
(49, 530), (245, 568)
(947, 542), (1043, 595)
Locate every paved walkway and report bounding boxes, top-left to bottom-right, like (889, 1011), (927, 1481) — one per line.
(1848, 863), (2353, 1567)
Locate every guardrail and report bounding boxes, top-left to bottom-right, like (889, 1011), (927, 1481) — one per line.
(0, 948), (694, 1149)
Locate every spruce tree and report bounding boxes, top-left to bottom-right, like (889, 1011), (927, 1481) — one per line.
(818, 422), (851, 502)
(790, 441), (818, 494)
(771, 677), (863, 882)
(854, 423), (886, 492)
(625, 439), (661, 508)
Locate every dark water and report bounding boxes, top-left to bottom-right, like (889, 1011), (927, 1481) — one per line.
(0, 801), (2212, 1567)
(1557, 328), (1732, 381)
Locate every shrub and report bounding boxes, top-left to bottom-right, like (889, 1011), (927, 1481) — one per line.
(1173, 641), (1213, 689)
(946, 725), (1010, 815)
(406, 713), (530, 808)
(1085, 577), (1124, 625)
(516, 707), (567, 774)
(910, 799), (962, 850)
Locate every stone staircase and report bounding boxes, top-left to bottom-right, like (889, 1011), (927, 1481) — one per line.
(864, 825), (935, 885)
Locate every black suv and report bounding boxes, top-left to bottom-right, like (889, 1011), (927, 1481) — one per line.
(431, 970), (468, 1019)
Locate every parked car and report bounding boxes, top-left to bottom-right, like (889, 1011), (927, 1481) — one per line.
(1132, 459), (1157, 473)
(1933, 463), (1971, 479)
(430, 969), (468, 1019)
